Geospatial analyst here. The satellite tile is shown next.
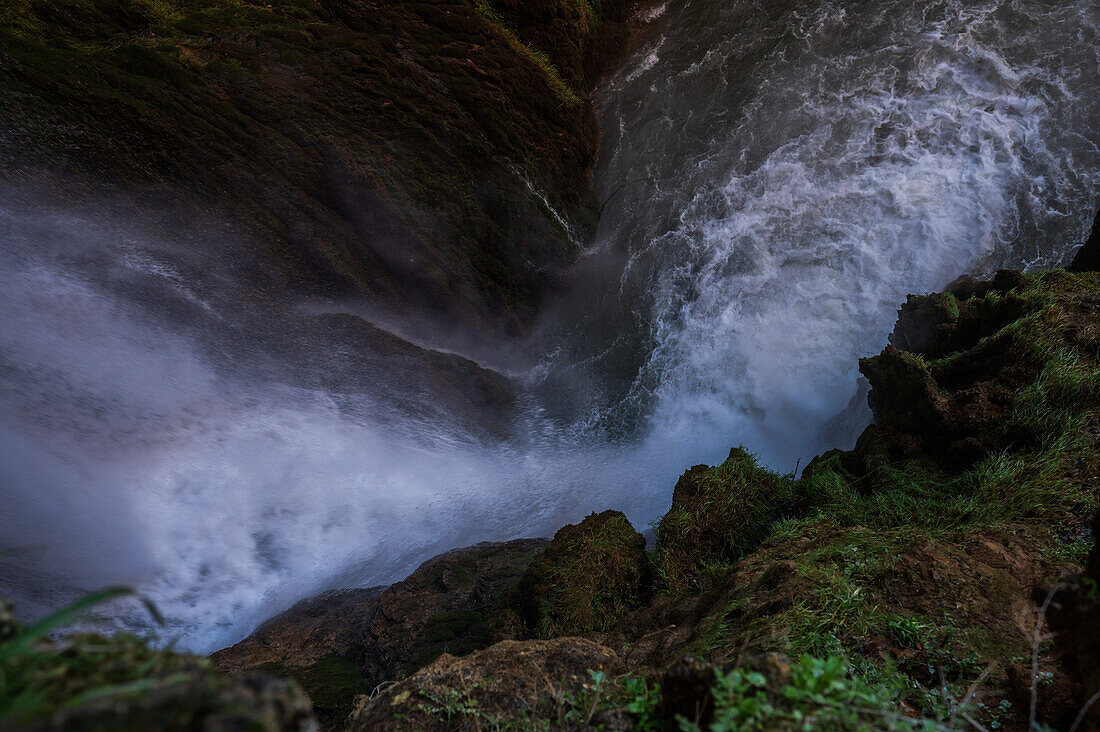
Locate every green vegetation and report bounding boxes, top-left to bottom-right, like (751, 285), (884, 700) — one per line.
(1, 587), (313, 730)
(258, 654), (366, 723)
(412, 668), (662, 731)
(651, 270), (1099, 730)
(655, 448), (797, 594)
(474, 0), (583, 106)
(522, 510), (649, 637)
(0, 587), (189, 723)
(681, 656), (931, 732)
(408, 608), (495, 671)
(485, 272), (1096, 729)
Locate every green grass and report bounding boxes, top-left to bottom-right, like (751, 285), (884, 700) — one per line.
(0, 587), (196, 726)
(646, 271), (1099, 729)
(474, 0), (584, 107)
(258, 654), (366, 720)
(523, 510), (649, 637)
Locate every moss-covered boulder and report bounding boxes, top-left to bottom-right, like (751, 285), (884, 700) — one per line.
(857, 272), (1066, 469)
(0, 599), (316, 731)
(345, 638), (624, 731)
(520, 510), (649, 637)
(653, 448), (796, 595)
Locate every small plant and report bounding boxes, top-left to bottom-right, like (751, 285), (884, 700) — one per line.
(679, 656), (936, 732)
(622, 675), (662, 731)
(416, 682), (483, 723)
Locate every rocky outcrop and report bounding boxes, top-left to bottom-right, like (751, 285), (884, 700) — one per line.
(855, 270), (1042, 469)
(520, 510), (649, 637)
(1069, 208), (1100, 273)
(327, 266), (1098, 731)
(345, 638), (624, 731)
(212, 539), (547, 725)
(654, 448), (796, 594)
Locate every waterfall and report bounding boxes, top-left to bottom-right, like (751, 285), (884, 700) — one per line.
(1, 0), (1097, 651)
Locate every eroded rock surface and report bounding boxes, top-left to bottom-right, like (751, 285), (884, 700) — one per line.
(212, 539), (547, 725)
(345, 637), (623, 731)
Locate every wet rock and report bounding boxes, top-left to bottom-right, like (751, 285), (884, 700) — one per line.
(303, 312), (519, 443)
(1069, 208), (1100, 273)
(1, 0), (644, 338)
(212, 589), (384, 676)
(520, 510), (649, 637)
(212, 539), (547, 726)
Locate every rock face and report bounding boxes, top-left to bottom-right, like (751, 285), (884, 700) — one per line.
(1069, 208), (1100, 273)
(212, 539), (547, 724)
(345, 638), (624, 731)
(856, 270), (1041, 469)
(519, 510), (649, 637)
(0, 0), (643, 337)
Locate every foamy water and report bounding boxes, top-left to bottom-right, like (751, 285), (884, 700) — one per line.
(1, 0), (1098, 651)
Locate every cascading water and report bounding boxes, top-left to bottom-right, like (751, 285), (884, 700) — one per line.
(1, 0), (1097, 653)
(539, 0), (1100, 467)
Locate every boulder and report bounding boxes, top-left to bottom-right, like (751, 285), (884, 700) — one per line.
(345, 637), (623, 731)
(654, 448), (795, 594)
(520, 510), (649, 637)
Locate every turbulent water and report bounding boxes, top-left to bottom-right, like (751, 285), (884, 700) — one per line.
(2, 0), (1098, 652)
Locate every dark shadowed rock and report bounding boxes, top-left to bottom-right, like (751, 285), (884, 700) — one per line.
(859, 273), (1046, 469)
(34, 671), (318, 732)
(1046, 505), (1100, 732)
(1069, 209), (1100, 273)
(0, 0), (645, 338)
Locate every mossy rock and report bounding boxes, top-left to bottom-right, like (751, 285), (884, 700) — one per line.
(655, 448), (796, 595)
(520, 510), (649, 637)
(0, 612), (316, 732)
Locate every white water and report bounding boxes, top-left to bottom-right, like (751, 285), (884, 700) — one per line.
(1, 0), (1098, 652)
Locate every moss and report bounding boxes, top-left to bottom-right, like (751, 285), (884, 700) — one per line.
(403, 608), (497, 673)
(520, 510), (649, 637)
(654, 448), (797, 595)
(259, 654), (365, 723)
